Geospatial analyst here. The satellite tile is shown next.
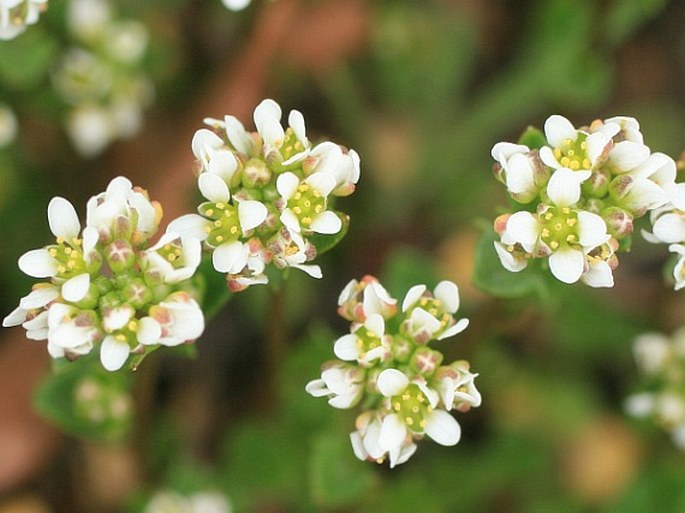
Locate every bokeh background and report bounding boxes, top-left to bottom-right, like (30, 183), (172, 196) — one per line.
(2, 0), (685, 511)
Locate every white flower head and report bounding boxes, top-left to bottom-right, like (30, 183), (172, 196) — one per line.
(269, 228), (321, 279)
(138, 291), (204, 347)
(306, 141), (361, 197)
(46, 303), (101, 359)
(350, 410), (417, 468)
(142, 231), (202, 284)
(401, 281), (469, 343)
(491, 142), (549, 203)
(333, 313), (390, 367)
(337, 275), (398, 323)
(305, 361), (366, 409)
(434, 361), (482, 412)
(0, 0), (48, 40)
(277, 171), (342, 235)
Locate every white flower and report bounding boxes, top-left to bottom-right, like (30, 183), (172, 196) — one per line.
(142, 231), (202, 284)
(67, 0), (112, 40)
(539, 115), (615, 173)
(191, 128), (239, 182)
(401, 281), (469, 343)
(138, 292), (204, 347)
(305, 362), (365, 409)
(434, 362), (481, 412)
(603, 115), (643, 144)
(0, 0), (47, 40)
(669, 244), (685, 290)
(337, 275), (397, 322)
(269, 229), (322, 278)
(491, 142), (548, 203)
(46, 303), (101, 359)
(376, 369), (462, 451)
(86, 176), (160, 243)
(307, 142), (361, 197)
(350, 411), (417, 468)
(277, 171), (341, 235)
(67, 104), (115, 158)
(633, 332), (672, 375)
(334, 313), (390, 366)
(2, 284), (59, 340)
(502, 168), (611, 284)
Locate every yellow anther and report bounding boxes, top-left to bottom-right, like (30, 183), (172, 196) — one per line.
(554, 148), (562, 160)
(205, 209), (214, 216)
(412, 405), (420, 413)
(285, 145), (292, 154)
(365, 330), (374, 338)
(507, 245), (515, 252)
(127, 320), (138, 331)
(420, 298), (429, 306)
(545, 212), (554, 220)
(167, 254), (177, 262)
(116, 334), (127, 342)
(566, 218), (577, 227)
(216, 202), (225, 209)
(67, 261), (76, 269)
(230, 226), (239, 235)
(174, 249), (182, 256)
(56, 237), (65, 244)
(426, 405), (433, 413)
(298, 184), (309, 192)
(313, 190), (321, 198)
(402, 393), (411, 401)
(224, 210), (232, 217)
(394, 402), (401, 411)
(417, 395), (425, 403)
(580, 141), (587, 150)
(215, 235), (224, 242)
(204, 226), (211, 233)
(561, 207), (571, 214)
(295, 142), (303, 151)
(49, 248), (58, 256)
(429, 308), (438, 316)
(434, 299), (441, 306)
(563, 138), (573, 147)
(73, 239), (82, 246)
(541, 228), (550, 238)
(554, 223), (562, 231)
(406, 417), (414, 426)
(64, 247), (72, 255)
(302, 216), (312, 225)
(314, 205), (323, 214)
(567, 149), (575, 157)
(569, 161), (580, 170)
(560, 157), (571, 167)
(550, 241), (559, 249)
(163, 244), (172, 251)
(293, 207), (302, 215)
(566, 234), (577, 242)
(582, 158), (591, 168)
(420, 420), (427, 429)
(214, 220), (222, 227)
(58, 265), (66, 274)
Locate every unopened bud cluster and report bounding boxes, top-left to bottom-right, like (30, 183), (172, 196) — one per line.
(306, 276), (480, 468)
(492, 115), (677, 286)
(52, 0), (153, 157)
(0, 0), (47, 40)
(170, 99), (360, 291)
(2, 176), (204, 371)
(625, 328), (685, 450)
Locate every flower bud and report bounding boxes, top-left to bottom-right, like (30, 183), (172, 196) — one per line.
(121, 277), (153, 309)
(601, 207), (634, 240)
(410, 347), (443, 377)
(242, 158), (272, 188)
(104, 239), (136, 273)
(582, 169), (611, 198)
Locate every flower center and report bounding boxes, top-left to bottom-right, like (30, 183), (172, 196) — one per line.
(416, 297), (451, 328)
(553, 135), (591, 171)
(49, 238), (87, 279)
(199, 202), (243, 246)
(540, 206), (579, 251)
(288, 183), (325, 229)
(391, 383), (432, 433)
(354, 325), (382, 361)
(280, 127), (305, 161)
(157, 241), (184, 269)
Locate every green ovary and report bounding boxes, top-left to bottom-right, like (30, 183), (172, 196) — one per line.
(280, 127), (305, 161)
(199, 202), (242, 247)
(391, 384), (432, 433)
(553, 134), (591, 170)
(288, 183), (325, 229)
(49, 240), (88, 279)
(540, 206), (579, 251)
(354, 326), (382, 361)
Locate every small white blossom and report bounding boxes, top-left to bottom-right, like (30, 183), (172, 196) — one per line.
(401, 281), (469, 343)
(337, 275), (397, 322)
(305, 361), (365, 409)
(0, 0), (47, 40)
(350, 411), (417, 468)
(277, 171), (341, 235)
(138, 292), (204, 347)
(334, 313), (390, 366)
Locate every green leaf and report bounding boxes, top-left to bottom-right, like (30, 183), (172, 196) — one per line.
(309, 433), (376, 508)
(307, 211), (349, 256)
(34, 354), (134, 441)
(472, 228), (547, 299)
(518, 126), (547, 150)
(0, 28), (58, 89)
(380, 246), (439, 300)
(604, 0), (668, 48)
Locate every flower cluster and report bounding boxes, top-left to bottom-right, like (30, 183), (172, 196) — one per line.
(492, 115), (677, 287)
(3, 176), (204, 371)
(306, 276), (480, 468)
(625, 328), (685, 450)
(170, 99), (360, 291)
(52, 0), (153, 157)
(0, 0), (47, 40)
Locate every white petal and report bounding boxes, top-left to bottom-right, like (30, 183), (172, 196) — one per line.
(434, 281), (459, 313)
(411, 307), (442, 335)
(224, 115), (253, 155)
(288, 109), (307, 145)
(653, 213), (685, 243)
(491, 142), (528, 162)
(388, 441), (417, 468)
(544, 115), (577, 148)
(424, 410), (461, 446)
(100, 335), (130, 371)
(305, 379), (329, 397)
(547, 168), (581, 207)
(364, 313), (385, 336)
(494, 241), (528, 272)
(208, 150), (238, 181)
(137, 316), (162, 345)
(379, 414), (407, 452)
(539, 146), (561, 168)
(198, 173), (230, 203)
(238, 200), (267, 232)
(333, 334), (359, 361)
(222, 0), (251, 10)
(280, 209), (301, 233)
(254, 99), (284, 147)
(166, 214), (211, 241)
(276, 172), (300, 200)
(82, 226), (99, 254)
(402, 285), (426, 312)
(377, 369), (410, 398)
(103, 305), (134, 332)
(3, 306), (27, 327)
(609, 141), (650, 172)
(191, 128), (223, 159)
(310, 211), (342, 234)
(61, 273), (91, 302)
(212, 240), (246, 273)
(504, 212), (539, 252)
(577, 211), (610, 249)
(48, 197), (81, 240)
(292, 263), (322, 278)
(585, 132), (609, 166)
(581, 261), (614, 288)
(548, 246), (585, 284)
(306, 172), (336, 198)
(19, 286), (59, 309)
(350, 432), (368, 461)
(505, 153), (536, 194)
(18, 249), (58, 278)
(438, 318), (470, 340)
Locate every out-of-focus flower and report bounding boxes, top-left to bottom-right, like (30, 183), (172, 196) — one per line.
(0, 0), (47, 40)
(0, 103), (17, 147)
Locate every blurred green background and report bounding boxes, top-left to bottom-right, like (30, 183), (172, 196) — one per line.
(2, 0), (685, 512)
